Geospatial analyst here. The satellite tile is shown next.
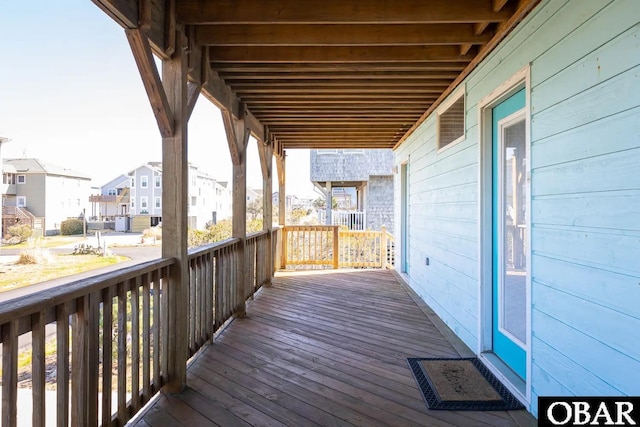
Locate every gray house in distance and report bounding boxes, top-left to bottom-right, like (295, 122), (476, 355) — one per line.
(310, 149), (394, 232)
(2, 158), (92, 236)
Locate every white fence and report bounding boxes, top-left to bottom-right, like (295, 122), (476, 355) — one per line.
(317, 210), (366, 230)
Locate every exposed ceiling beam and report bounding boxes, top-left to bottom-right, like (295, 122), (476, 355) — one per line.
(211, 62), (467, 72)
(235, 88), (448, 95)
(225, 79), (453, 87)
(178, 0), (513, 24)
(209, 45), (473, 63)
(219, 71), (462, 80)
(195, 24), (492, 46)
(244, 98), (438, 105)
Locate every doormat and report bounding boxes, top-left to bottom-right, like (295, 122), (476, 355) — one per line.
(407, 357), (524, 411)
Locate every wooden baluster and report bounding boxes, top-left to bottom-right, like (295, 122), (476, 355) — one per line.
(189, 258), (196, 354)
(333, 226), (340, 269)
(142, 273), (152, 401)
(2, 320), (18, 427)
(32, 312), (46, 427)
(56, 304), (70, 427)
(205, 252), (213, 340)
(117, 282), (127, 423)
(88, 292), (100, 426)
(152, 269), (161, 391)
(102, 287), (114, 425)
(131, 278), (141, 412)
(215, 251), (223, 331)
(71, 296), (88, 426)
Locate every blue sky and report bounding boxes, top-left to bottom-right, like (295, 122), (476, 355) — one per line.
(0, 0), (316, 198)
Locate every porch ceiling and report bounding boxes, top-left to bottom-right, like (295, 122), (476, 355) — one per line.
(95, 0), (540, 150)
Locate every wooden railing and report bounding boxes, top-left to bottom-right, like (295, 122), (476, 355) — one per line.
(0, 227), (279, 426)
(0, 258), (174, 426)
(0, 224), (391, 424)
(281, 225), (394, 269)
(187, 238), (240, 358)
(282, 225), (340, 269)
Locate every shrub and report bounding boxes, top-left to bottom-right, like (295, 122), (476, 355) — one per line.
(142, 226), (162, 241)
(72, 243), (103, 256)
(187, 218), (265, 248)
(6, 224), (33, 242)
(17, 247), (54, 265)
(61, 219), (84, 235)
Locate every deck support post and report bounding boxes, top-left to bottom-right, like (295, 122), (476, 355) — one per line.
(127, 26), (190, 392)
(325, 181), (333, 225)
(160, 29), (189, 392)
(258, 135), (274, 283)
(275, 153), (286, 227)
(275, 153), (286, 269)
(222, 106), (250, 317)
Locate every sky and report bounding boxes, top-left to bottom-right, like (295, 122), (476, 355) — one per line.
(0, 0), (319, 199)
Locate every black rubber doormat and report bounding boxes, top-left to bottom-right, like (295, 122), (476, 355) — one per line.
(407, 357), (525, 411)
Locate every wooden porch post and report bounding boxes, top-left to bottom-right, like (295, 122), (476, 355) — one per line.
(221, 107), (250, 317)
(126, 27), (189, 391)
(276, 153), (286, 227)
(325, 181), (333, 225)
(257, 137), (274, 283)
(275, 152), (286, 269)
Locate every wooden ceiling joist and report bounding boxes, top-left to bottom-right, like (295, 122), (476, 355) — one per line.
(208, 45), (474, 63)
(218, 71), (462, 80)
(211, 62), (468, 72)
(195, 24), (492, 46)
(95, 0), (539, 151)
(178, 0), (513, 24)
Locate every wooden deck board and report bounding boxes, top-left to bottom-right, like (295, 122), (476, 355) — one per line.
(131, 270), (536, 427)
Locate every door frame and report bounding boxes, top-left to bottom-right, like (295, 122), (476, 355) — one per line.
(477, 65), (532, 406)
(400, 160), (410, 273)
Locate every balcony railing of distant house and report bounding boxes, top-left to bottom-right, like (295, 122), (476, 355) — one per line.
(317, 210), (367, 231)
(281, 225), (394, 270)
(0, 227), (282, 426)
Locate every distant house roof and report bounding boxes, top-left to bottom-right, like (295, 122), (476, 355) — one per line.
(4, 158), (91, 180)
(2, 163), (17, 174)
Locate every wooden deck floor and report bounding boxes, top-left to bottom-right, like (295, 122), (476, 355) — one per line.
(130, 270), (535, 427)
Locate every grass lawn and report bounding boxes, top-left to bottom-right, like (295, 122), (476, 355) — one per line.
(0, 253), (128, 293)
(2, 235), (86, 250)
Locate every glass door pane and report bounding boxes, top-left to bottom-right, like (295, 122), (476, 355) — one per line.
(500, 117), (527, 345)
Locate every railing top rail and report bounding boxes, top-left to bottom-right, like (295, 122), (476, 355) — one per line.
(187, 237), (241, 258)
(284, 225), (339, 231)
(0, 257), (175, 325)
(246, 229), (269, 240)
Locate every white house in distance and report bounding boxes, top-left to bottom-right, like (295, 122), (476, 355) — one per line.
(2, 158), (92, 236)
(96, 162), (231, 232)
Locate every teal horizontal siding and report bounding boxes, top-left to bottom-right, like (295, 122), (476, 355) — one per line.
(395, 0), (640, 417)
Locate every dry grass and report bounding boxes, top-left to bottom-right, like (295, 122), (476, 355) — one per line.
(16, 247), (55, 265)
(0, 254), (128, 292)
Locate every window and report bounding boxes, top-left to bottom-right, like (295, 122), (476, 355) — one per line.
(17, 196), (26, 207)
(77, 199), (81, 207)
(4, 174), (15, 184)
(155, 176), (161, 188)
(141, 176), (148, 188)
(107, 188), (117, 196)
(191, 196), (197, 206)
(155, 197), (161, 209)
(437, 87), (466, 151)
(131, 199), (135, 209)
(140, 197), (148, 209)
(130, 177), (135, 188)
(17, 175), (26, 184)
